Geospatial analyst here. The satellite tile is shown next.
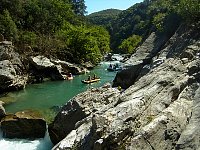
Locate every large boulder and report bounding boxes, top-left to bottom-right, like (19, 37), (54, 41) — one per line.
(29, 56), (88, 81)
(51, 59), (89, 75)
(29, 56), (64, 80)
(0, 60), (27, 93)
(49, 84), (120, 146)
(113, 32), (169, 89)
(0, 43), (27, 93)
(1, 110), (46, 139)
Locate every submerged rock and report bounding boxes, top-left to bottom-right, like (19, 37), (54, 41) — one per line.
(1, 110), (46, 139)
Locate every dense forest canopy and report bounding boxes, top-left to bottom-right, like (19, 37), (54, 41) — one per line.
(87, 0), (199, 54)
(0, 0), (110, 64)
(0, 0), (199, 60)
(86, 9), (122, 28)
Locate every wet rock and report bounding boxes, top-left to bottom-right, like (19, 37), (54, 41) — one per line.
(1, 110), (46, 139)
(0, 101), (6, 119)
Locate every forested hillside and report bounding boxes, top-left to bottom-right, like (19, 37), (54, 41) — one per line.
(0, 0), (110, 64)
(86, 9), (121, 28)
(87, 0), (199, 54)
(0, 0), (199, 61)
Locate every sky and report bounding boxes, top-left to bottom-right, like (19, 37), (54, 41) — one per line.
(85, 0), (143, 14)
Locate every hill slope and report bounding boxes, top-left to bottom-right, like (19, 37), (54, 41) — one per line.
(86, 9), (122, 27)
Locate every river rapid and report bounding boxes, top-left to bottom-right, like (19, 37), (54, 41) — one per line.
(0, 61), (118, 150)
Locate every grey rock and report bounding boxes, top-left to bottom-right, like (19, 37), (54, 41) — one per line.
(176, 86), (200, 149)
(0, 60), (27, 92)
(49, 84), (120, 147)
(29, 56), (89, 81)
(49, 23), (200, 150)
(51, 59), (89, 75)
(0, 44), (27, 93)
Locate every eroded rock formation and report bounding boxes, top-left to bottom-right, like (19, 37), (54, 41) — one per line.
(0, 42), (28, 93)
(49, 22), (200, 150)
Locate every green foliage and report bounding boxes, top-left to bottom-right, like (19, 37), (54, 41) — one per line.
(152, 13), (167, 31)
(69, 0), (87, 16)
(118, 35), (142, 54)
(177, 0), (200, 21)
(0, 0), (110, 64)
(19, 31), (37, 47)
(86, 9), (122, 28)
(56, 24), (110, 64)
(0, 10), (18, 40)
(110, 3), (150, 51)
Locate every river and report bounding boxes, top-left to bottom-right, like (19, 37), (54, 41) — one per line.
(0, 61), (118, 150)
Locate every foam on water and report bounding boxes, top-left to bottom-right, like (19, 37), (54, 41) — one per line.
(0, 130), (53, 150)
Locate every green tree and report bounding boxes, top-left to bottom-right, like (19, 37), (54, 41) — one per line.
(69, 0), (87, 16)
(118, 35), (142, 54)
(177, 0), (200, 22)
(0, 10), (18, 40)
(152, 13), (167, 31)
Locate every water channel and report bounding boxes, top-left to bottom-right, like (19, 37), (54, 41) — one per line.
(0, 61), (118, 150)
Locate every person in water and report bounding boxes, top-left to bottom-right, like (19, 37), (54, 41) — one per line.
(93, 73), (97, 79)
(68, 73), (72, 77)
(88, 75), (91, 81)
(109, 64), (112, 68)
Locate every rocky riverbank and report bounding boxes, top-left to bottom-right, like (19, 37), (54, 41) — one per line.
(0, 41), (91, 94)
(49, 22), (200, 150)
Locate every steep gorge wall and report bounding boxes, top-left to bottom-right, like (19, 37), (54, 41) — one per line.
(49, 22), (200, 150)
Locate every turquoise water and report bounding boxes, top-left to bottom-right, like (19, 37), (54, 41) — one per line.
(0, 62), (117, 150)
(4, 61), (117, 114)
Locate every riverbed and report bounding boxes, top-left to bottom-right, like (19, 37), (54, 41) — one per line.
(0, 61), (118, 150)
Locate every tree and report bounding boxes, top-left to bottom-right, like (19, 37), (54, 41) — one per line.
(0, 10), (18, 40)
(177, 0), (200, 22)
(69, 0), (87, 16)
(118, 35), (142, 54)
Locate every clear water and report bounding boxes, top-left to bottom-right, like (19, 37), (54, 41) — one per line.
(4, 62), (117, 113)
(0, 61), (118, 150)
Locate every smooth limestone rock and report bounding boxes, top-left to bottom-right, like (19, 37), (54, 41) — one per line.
(113, 31), (169, 89)
(49, 84), (120, 146)
(29, 56), (65, 80)
(1, 110), (46, 139)
(50, 23), (200, 149)
(0, 60), (27, 93)
(0, 43), (27, 93)
(29, 56), (88, 81)
(51, 59), (89, 75)
(176, 86), (200, 149)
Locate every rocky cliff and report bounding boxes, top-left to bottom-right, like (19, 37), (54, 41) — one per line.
(0, 42), (28, 93)
(49, 22), (200, 150)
